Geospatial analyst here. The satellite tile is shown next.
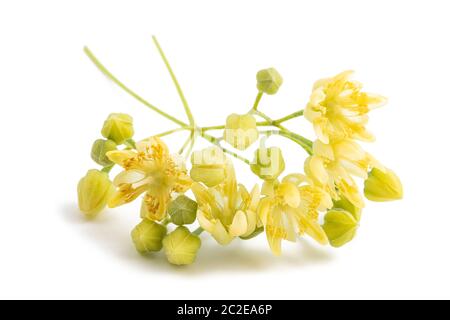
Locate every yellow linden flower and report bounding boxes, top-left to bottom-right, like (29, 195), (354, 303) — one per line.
(191, 164), (260, 245)
(106, 136), (192, 221)
(258, 174), (332, 255)
(305, 139), (385, 209)
(304, 70), (386, 144)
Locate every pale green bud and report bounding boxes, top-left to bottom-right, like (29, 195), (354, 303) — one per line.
(190, 147), (227, 187)
(131, 219), (167, 254)
(162, 226), (201, 265)
(77, 169), (115, 216)
(168, 195), (198, 226)
(333, 196), (362, 222)
(101, 113), (134, 144)
(91, 139), (117, 166)
(256, 68), (283, 95)
(223, 113), (258, 150)
(250, 146), (285, 181)
(322, 209), (359, 248)
(364, 168), (403, 202)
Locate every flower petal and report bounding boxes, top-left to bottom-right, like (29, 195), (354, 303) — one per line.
(107, 184), (147, 208)
(197, 210), (215, 233)
(278, 182), (300, 208)
(229, 210), (248, 237)
(106, 150), (137, 167)
(113, 169), (146, 186)
(282, 173), (309, 186)
(299, 213), (328, 245)
(242, 210), (257, 237)
(212, 220), (233, 245)
(305, 156), (328, 186)
(313, 140), (335, 161)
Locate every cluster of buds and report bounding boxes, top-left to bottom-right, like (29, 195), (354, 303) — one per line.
(77, 114), (135, 217)
(76, 39), (403, 266)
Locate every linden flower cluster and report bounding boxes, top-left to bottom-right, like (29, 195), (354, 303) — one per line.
(77, 37), (403, 266)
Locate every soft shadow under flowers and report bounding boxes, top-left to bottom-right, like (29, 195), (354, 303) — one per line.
(61, 203), (335, 275)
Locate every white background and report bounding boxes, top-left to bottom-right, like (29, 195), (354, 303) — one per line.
(0, 0), (449, 300)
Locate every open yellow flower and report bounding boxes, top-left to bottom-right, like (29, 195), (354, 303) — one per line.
(305, 139), (385, 209)
(304, 70), (386, 144)
(258, 174), (332, 255)
(191, 164), (260, 245)
(106, 136), (192, 221)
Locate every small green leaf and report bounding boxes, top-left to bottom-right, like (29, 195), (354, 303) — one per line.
(168, 195), (198, 225)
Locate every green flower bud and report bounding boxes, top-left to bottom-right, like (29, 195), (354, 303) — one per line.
(168, 195), (198, 226)
(250, 146), (285, 181)
(162, 226), (201, 265)
(223, 113), (258, 150)
(364, 168), (403, 202)
(101, 113), (134, 144)
(190, 147), (228, 187)
(131, 219), (167, 254)
(91, 139), (117, 166)
(322, 209), (359, 248)
(256, 68), (283, 95)
(333, 196), (362, 222)
(77, 169), (115, 216)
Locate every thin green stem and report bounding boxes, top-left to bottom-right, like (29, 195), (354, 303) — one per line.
(123, 139), (136, 149)
(277, 130), (313, 155)
(157, 127), (190, 138)
(203, 110), (305, 130)
(201, 124), (226, 132)
(178, 134), (193, 154)
(274, 110), (304, 124)
(200, 133), (251, 165)
(254, 110), (289, 132)
(256, 121), (275, 127)
(252, 109), (272, 124)
(162, 217), (171, 226)
(184, 131), (196, 160)
(101, 165), (114, 174)
(152, 36), (195, 127)
(84, 46), (187, 127)
(252, 91), (264, 111)
(259, 129), (312, 154)
(259, 129), (280, 136)
(193, 227), (204, 236)
(253, 110), (312, 154)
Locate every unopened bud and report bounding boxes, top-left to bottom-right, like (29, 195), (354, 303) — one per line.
(77, 169), (114, 216)
(91, 139), (117, 166)
(223, 114), (258, 150)
(256, 68), (283, 95)
(101, 113), (134, 144)
(162, 226), (201, 265)
(364, 168), (403, 202)
(322, 209), (358, 248)
(168, 195), (198, 225)
(333, 195), (362, 222)
(131, 219), (167, 254)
